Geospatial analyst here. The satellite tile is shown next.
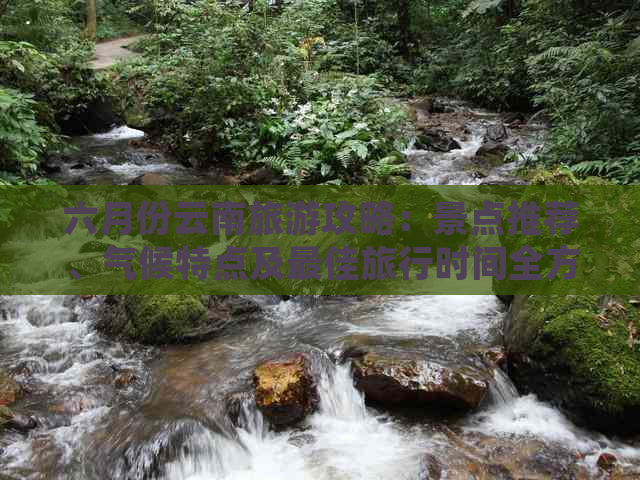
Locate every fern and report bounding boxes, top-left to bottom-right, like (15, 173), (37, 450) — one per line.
(530, 42), (603, 64)
(570, 160), (610, 177)
(336, 146), (354, 169)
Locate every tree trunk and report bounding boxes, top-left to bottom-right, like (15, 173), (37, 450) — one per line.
(0, 0), (10, 19)
(85, 0), (97, 40)
(506, 0), (519, 17)
(397, 0), (410, 59)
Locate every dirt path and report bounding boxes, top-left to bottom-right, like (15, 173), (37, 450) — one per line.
(90, 35), (146, 70)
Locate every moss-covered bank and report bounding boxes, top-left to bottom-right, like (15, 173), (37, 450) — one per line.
(97, 295), (262, 345)
(504, 295), (640, 433)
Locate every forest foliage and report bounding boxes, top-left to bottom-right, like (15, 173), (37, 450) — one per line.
(0, 0), (639, 184)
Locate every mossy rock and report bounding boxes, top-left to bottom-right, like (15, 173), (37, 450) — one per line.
(123, 295), (208, 344)
(97, 295), (262, 345)
(505, 295), (640, 433)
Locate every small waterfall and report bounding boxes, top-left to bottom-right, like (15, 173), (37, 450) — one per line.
(488, 368), (519, 406)
(315, 362), (367, 422)
(91, 126), (145, 141)
(156, 362), (422, 480)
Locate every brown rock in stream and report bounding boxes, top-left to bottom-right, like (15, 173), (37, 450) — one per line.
(114, 369), (138, 389)
(0, 405), (37, 432)
(351, 353), (488, 411)
(597, 452), (618, 473)
(0, 370), (22, 406)
(254, 354), (318, 429)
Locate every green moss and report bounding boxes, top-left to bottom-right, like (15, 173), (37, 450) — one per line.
(528, 296), (640, 415)
(124, 295), (207, 344)
(0, 405), (13, 429)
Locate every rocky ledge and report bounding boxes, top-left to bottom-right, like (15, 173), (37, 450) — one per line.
(504, 295), (640, 434)
(348, 351), (489, 412)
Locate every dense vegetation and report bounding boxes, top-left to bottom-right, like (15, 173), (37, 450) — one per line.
(1, 0), (639, 184)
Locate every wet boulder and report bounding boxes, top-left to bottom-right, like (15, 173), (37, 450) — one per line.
(240, 167), (288, 185)
(431, 430), (591, 480)
(129, 173), (170, 185)
(409, 97), (449, 115)
(254, 354), (318, 430)
(415, 129), (461, 152)
(350, 353), (488, 411)
(0, 406), (37, 433)
(597, 452), (618, 473)
(205, 296), (262, 332)
(479, 176), (528, 186)
(478, 347), (507, 370)
(97, 295), (262, 345)
(500, 112), (526, 128)
(0, 370), (22, 406)
(419, 453), (442, 479)
(504, 295), (640, 433)
(114, 369), (138, 389)
(469, 142), (511, 177)
(484, 123), (509, 143)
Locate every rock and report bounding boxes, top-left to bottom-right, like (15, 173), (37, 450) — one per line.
(350, 353), (488, 411)
(415, 129), (461, 152)
(474, 142), (511, 164)
(254, 354), (318, 430)
(240, 167), (288, 185)
(484, 464), (514, 479)
(504, 295), (640, 433)
(79, 240), (114, 254)
(469, 142), (511, 177)
(409, 97), (448, 114)
(597, 452), (618, 473)
(0, 370), (22, 406)
(122, 296), (207, 344)
(204, 296), (263, 333)
(97, 295), (263, 344)
(479, 177), (528, 186)
(501, 112), (526, 127)
(129, 173), (170, 185)
(484, 123), (509, 142)
(0, 406), (37, 432)
(114, 369), (138, 389)
(419, 453), (442, 479)
(480, 347), (507, 369)
(426, 431), (590, 480)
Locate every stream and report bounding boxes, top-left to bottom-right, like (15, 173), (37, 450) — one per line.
(2, 100), (640, 479)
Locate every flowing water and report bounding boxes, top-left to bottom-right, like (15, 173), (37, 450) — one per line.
(2, 101), (640, 479)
